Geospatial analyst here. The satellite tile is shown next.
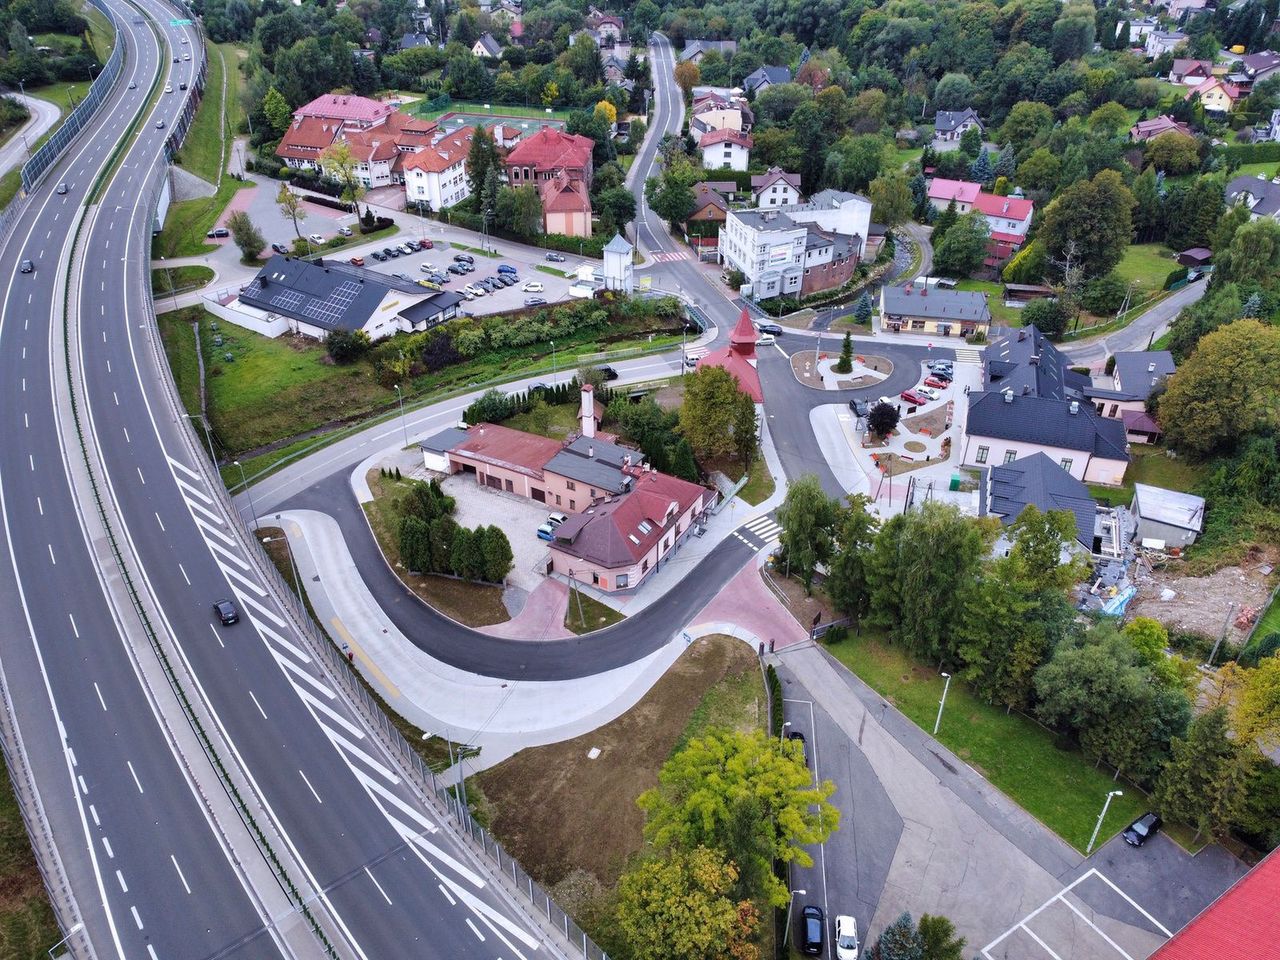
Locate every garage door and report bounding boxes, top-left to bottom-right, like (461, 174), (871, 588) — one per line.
(531, 488), (546, 503)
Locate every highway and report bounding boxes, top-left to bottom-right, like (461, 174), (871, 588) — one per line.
(0, 2), (569, 958)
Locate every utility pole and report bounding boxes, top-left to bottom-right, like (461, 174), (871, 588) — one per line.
(1087, 790), (1123, 855)
(933, 671), (952, 735)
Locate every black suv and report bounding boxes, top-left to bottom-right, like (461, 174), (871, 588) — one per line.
(756, 322), (784, 336)
(213, 599), (239, 625)
(800, 905), (824, 956)
(453, 253), (475, 264)
(598, 365), (620, 381)
(1122, 812), (1162, 847)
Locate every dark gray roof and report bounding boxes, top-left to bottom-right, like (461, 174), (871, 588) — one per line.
(399, 31), (433, 49)
(987, 452), (1096, 548)
(805, 226), (858, 259)
(400, 290), (464, 325)
(544, 435), (638, 493)
(967, 391), (1130, 462)
(680, 39), (737, 61)
(743, 65), (791, 91)
(420, 426), (470, 453)
(1227, 174), (1280, 217)
(1112, 351), (1176, 398)
(935, 108), (982, 133)
(474, 32), (502, 56)
(239, 256), (411, 333)
(984, 325), (1088, 401)
(881, 285), (991, 323)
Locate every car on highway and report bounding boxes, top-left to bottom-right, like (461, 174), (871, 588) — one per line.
(19, 259), (33, 274)
(349, 256), (365, 266)
(179, 82), (187, 90)
(271, 242), (289, 254)
(545, 252), (566, 262)
(800, 905), (825, 956)
(184, 52), (190, 60)
(1122, 812), (1162, 847)
(536, 522), (556, 541)
(497, 263), (517, 275)
(915, 385), (942, 401)
(900, 389), (928, 406)
(172, 56), (178, 63)
(164, 84), (172, 93)
(181, 36), (188, 43)
(522, 280), (544, 292)
(128, 80), (136, 89)
(453, 253), (475, 264)
(835, 915), (859, 960)
(598, 365), (619, 381)
(155, 119), (165, 128)
(524, 297), (547, 306)
(308, 233), (324, 244)
(755, 322), (784, 336)
(206, 226), (229, 238)
(923, 375), (951, 389)
(212, 599), (239, 625)
(338, 226), (352, 237)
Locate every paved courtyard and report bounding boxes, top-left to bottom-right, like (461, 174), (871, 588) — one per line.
(441, 473), (554, 594)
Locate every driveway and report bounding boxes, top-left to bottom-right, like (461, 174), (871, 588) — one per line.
(440, 473), (554, 593)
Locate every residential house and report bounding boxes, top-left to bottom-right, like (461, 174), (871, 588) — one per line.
(927, 177), (982, 213)
(1129, 115), (1193, 140)
(227, 255), (463, 342)
(879, 282), (991, 338)
(1118, 17), (1160, 44)
(590, 13), (625, 45)
(742, 65), (792, 93)
(603, 54), (628, 84)
(1169, 58), (1213, 84)
(689, 91), (753, 136)
(719, 190), (871, 298)
(699, 128), (753, 171)
(973, 191), (1034, 266)
(1154, 0), (1208, 19)
(1145, 30), (1188, 58)
(1241, 50), (1280, 82)
(1187, 76), (1244, 113)
(503, 126), (595, 234)
(1227, 173), (1280, 218)
(933, 108), (983, 143)
(1261, 107), (1280, 142)
(689, 181), (729, 225)
(750, 167), (802, 207)
(697, 309), (763, 402)
(542, 174), (593, 238)
(471, 33), (503, 58)
(1084, 350), (1175, 439)
(961, 325), (1130, 485)
(984, 452), (1098, 554)
(680, 39), (738, 64)
(398, 31), (433, 50)
(402, 125), (475, 211)
(1132, 484), (1205, 548)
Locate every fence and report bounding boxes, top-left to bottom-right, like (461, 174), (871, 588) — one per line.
(21, 0), (125, 192)
(163, 20), (208, 162)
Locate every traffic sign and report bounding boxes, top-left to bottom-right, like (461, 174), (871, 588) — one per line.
(170, 18), (193, 25)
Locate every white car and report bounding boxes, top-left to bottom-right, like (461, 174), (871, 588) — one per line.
(465, 283), (486, 297)
(876, 396), (898, 409)
(835, 915), (859, 960)
(756, 333), (776, 345)
(915, 385), (942, 401)
(164, 83), (172, 92)
(420, 263), (438, 273)
(308, 233), (324, 244)
(522, 280), (544, 292)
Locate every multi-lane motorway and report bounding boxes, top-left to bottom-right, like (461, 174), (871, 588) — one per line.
(0, 3), (568, 958)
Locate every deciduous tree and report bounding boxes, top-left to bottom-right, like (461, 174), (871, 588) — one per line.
(918, 914), (966, 960)
(776, 475), (840, 591)
(678, 365), (744, 460)
(276, 183), (304, 241)
(263, 86), (292, 136)
(1038, 170), (1135, 278)
(825, 496), (878, 620)
(934, 210), (989, 278)
(226, 211), (265, 261)
(673, 60), (699, 99)
(870, 170), (913, 227)
(320, 141), (367, 217)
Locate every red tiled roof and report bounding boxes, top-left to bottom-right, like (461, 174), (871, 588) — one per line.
(276, 116), (342, 160)
(451, 423), (561, 477)
(928, 178), (982, 204)
(1187, 76), (1243, 100)
(699, 128), (753, 149)
(296, 94), (394, 124)
(989, 230), (1027, 245)
(1131, 115), (1192, 140)
(403, 126), (476, 174)
(697, 310), (763, 402)
(973, 192), (1033, 222)
(1150, 850), (1280, 960)
(543, 176), (592, 213)
(505, 126), (594, 173)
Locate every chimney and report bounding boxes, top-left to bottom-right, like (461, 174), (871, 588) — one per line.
(1148, 362), (1157, 372)
(580, 384), (595, 439)
(588, 444), (594, 458)
(1003, 390), (1013, 403)
(1017, 329), (1027, 341)
(1070, 401), (1080, 415)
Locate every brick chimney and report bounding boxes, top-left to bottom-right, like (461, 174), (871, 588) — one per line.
(580, 383), (596, 439)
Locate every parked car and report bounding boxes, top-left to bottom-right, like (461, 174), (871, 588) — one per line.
(598, 365), (619, 381)
(497, 263), (517, 274)
(497, 274), (517, 287)
(915, 385), (941, 401)
(545, 252), (566, 262)
(923, 375), (950, 390)
(849, 398), (870, 417)
(800, 905), (825, 956)
(308, 233), (324, 244)
(900, 389), (928, 406)
(384, 246), (401, 258)
(927, 368), (953, 383)
(418, 238), (434, 249)
(835, 916), (859, 960)
(755, 322), (784, 336)
(19, 259), (33, 274)
(464, 283), (486, 297)
(547, 512), (568, 527)
(337, 226), (352, 237)
(536, 522), (556, 541)
(458, 262), (475, 273)
(459, 289), (475, 301)
(1123, 813), (1162, 847)
(453, 253), (475, 264)
(370, 250), (387, 262)
(927, 360), (954, 373)
(206, 226), (229, 238)
(392, 272), (412, 283)
(478, 278), (497, 291)
(212, 599), (239, 625)
(419, 263), (438, 273)
(349, 256), (365, 266)
(786, 730), (807, 765)
(522, 280), (544, 292)
(416, 279), (441, 290)
(270, 242), (289, 254)
(756, 333), (776, 346)
(446, 264), (465, 275)
(398, 242), (416, 255)
(524, 297), (547, 305)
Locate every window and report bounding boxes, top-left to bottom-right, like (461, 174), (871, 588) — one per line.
(642, 559), (649, 572)
(1004, 450), (1017, 464)
(565, 480), (576, 490)
(569, 499), (575, 510)
(1060, 458), (1074, 472)
(592, 572), (599, 585)
(589, 488), (596, 497)
(504, 479), (513, 492)
(975, 445), (989, 464)
(555, 494), (561, 505)
(637, 520), (653, 534)
(1109, 404), (1119, 418)
(616, 574), (629, 588)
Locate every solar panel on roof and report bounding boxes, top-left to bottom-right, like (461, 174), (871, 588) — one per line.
(271, 290), (304, 311)
(241, 279), (264, 300)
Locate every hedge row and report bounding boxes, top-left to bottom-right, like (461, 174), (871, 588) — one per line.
(436, 204), (609, 257)
(1217, 141), (1280, 163)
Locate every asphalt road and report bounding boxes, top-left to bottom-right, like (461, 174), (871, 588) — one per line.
(1061, 281), (1207, 366)
(0, 93), (62, 181)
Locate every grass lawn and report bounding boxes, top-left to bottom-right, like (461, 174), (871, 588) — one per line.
(151, 265), (214, 295)
(702, 453), (775, 506)
(564, 588), (625, 634)
(503, 402), (582, 439)
(822, 631), (1152, 852)
(1233, 161), (1277, 180)
(1088, 444), (1208, 506)
(955, 278), (1023, 326)
(619, 153), (635, 173)
(0, 753), (60, 960)
(83, 6), (115, 62)
(417, 99), (573, 122)
(1114, 243), (1179, 295)
(1255, 592), (1280, 644)
(474, 634), (768, 954)
(173, 42), (234, 185)
(894, 145), (924, 170)
(151, 176), (253, 258)
(535, 264), (572, 278)
(363, 471), (511, 627)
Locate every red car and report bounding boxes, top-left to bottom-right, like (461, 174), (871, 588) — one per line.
(349, 256), (365, 266)
(923, 375), (950, 389)
(900, 389), (928, 406)
(417, 238), (434, 249)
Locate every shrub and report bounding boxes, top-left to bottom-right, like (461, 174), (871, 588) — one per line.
(1163, 266), (1190, 290)
(325, 329), (371, 364)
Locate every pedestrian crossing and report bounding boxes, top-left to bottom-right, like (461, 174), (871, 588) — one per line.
(651, 250), (690, 262)
(953, 347), (983, 364)
(732, 513), (783, 550)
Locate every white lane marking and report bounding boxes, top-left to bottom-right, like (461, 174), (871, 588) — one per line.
(136, 467), (145, 485)
(106, 359), (111, 373)
(208, 624), (224, 649)
(167, 456), (203, 481)
(147, 946), (159, 960)
(466, 919), (485, 942)
(130, 906), (142, 930)
(171, 855), (191, 895)
(178, 563), (190, 585)
(123, 427), (130, 443)
(365, 866), (393, 905)
(93, 682), (107, 711)
(248, 690), (268, 720)
(126, 761), (144, 795)
(272, 649), (334, 699)
(298, 769), (323, 804)
(116, 870), (128, 893)
(28, 454), (34, 470)
(78, 775), (88, 794)
(20, 378), (24, 391)
(113, 391), (118, 405)
(23, 412), (28, 428)
(36, 497), (42, 516)
(47, 544), (55, 565)
(102, 836), (114, 859)
(68, 747), (77, 767)
(154, 511), (164, 532)
(68, 614), (79, 637)
(90, 804), (100, 826)
(438, 884), (457, 906)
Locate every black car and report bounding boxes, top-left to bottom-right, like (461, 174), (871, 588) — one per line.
(800, 905), (825, 956)
(447, 264), (467, 276)
(849, 398), (870, 418)
(787, 730), (808, 765)
(1122, 812), (1162, 847)
(598, 365), (619, 381)
(213, 599), (239, 625)
(270, 242), (289, 254)
(756, 322), (784, 336)
(370, 250), (387, 261)
(453, 253), (475, 264)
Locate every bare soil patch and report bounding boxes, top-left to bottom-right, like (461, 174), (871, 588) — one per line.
(652, 380), (685, 411)
(1129, 564), (1274, 644)
(761, 565), (832, 631)
(475, 635), (763, 888)
(903, 402), (950, 437)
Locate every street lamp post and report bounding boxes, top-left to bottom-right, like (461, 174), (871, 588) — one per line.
(781, 889), (807, 946)
(932, 671), (952, 735)
(393, 383), (409, 448)
(781, 720), (791, 742)
(234, 460), (258, 530)
(260, 530), (303, 600)
(183, 412), (217, 464)
(1087, 790), (1124, 855)
(159, 255), (178, 309)
(47, 921), (84, 960)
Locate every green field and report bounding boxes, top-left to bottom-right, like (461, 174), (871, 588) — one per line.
(417, 99), (573, 123)
(1088, 443), (1208, 506)
(955, 278), (1024, 325)
(0, 755), (60, 960)
(151, 176), (253, 258)
(564, 588), (625, 634)
(1114, 243), (1179, 294)
(151, 264), (215, 295)
(174, 42), (245, 186)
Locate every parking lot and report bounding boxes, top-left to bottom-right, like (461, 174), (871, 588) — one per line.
(441, 474), (556, 593)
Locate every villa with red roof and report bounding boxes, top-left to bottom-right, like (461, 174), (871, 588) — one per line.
(503, 126), (596, 236)
(696, 309), (764, 403)
(928, 177), (1034, 267)
(699, 128), (753, 171)
(927, 177), (982, 213)
(542, 175), (593, 237)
